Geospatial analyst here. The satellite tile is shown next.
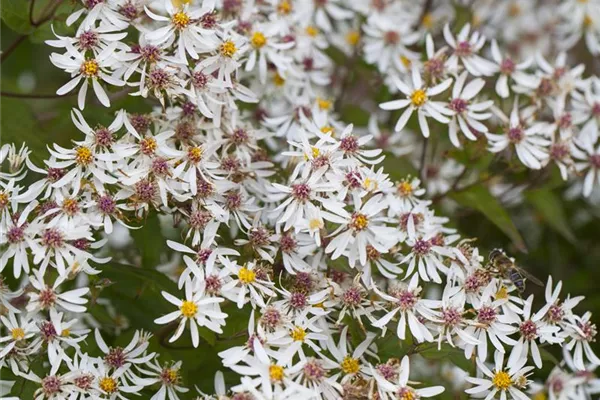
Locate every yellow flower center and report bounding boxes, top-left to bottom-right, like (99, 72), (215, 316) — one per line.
(317, 97), (332, 110)
(140, 137), (157, 155)
(350, 213), (369, 231)
(532, 391), (547, 400)
(398, 388), (417, 400)
(180, 300), (198, 318)
(220, 40), (237, 58)
(81, 59), (99, 77)
(172, 11), (190, 29)
(251, 32), (267, 48)
(238, 267), (256, 284)
(422, 13), (434, 28)
(304, 146), (320, 161)
(400, 55), (412, 68)
(410, 89), (427, 107)
(273, 73), (285, 86)
(99, 377), (118, 394)
(584, 14), (593, 27)
(309, 218), (323, 231)
(277, 0), (292, 14)
(320, 126), (334, 136)
(61, 329), (70, 337)
(269, 365), (284, 382)
(341, 356), (360, 374)
(11, 327), (25, 341)
(495, 286), (508, 300)
(172, 0), (191, 7)
(492, 371), (512, 390)
(0, 192), (9, 209)
(305, 26), (319, 37)
(187, 146), (203, 163)
(363, 177), (378, 191)
(291, 326), (306, 341)
(75, 146), (93, 166)
(346, 31), (360, 46)
(398, 181), (413, 196)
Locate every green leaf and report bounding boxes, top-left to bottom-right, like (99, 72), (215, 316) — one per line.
(420, 343), (475, 374)
(0, 98), (46, 164)
(525, 188), (576, 244)
(451, 184), (527, 252)
(130, 212), (166, 268)
(1, 0), (34, 34)
(99, 262), (179, 331)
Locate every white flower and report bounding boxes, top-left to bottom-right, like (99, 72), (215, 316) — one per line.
(373, 356), (445, 400)
(380, 67), (453, 136)
(486, 100), (551, 169)
(443, 23), (498, 76)
(466, 350), (534, 400)
(51, 44), (125, 109)
(447, 71), (492, 147)
(154, 277), (227, 346)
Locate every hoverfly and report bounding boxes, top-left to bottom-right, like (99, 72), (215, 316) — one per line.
(486, 249), (543, 293)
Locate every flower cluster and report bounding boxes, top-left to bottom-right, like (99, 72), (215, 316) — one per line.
(2, 0), (600, 399)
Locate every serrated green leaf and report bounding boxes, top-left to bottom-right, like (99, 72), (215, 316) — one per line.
(451, 184), (526, 252)
(525, 188), (576, 244)
(1, 0), (34, 34)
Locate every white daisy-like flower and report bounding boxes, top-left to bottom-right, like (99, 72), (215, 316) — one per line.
(373, 356), (445, 400)
(380, 67), (453, 136)
(51, 43), (125, 109)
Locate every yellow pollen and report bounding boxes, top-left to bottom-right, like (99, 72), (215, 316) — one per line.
(291, 326), (306, 341)
(495, 286), (508, 300)
(220, 40), (237, 58)
(172, 11), (190, 29)
(422, 13), (434, 28)
(309, 218), (323, 231)
(320, 126), (334, 136)
(398, 181), (413, 196)
(140, 137), (157, 154)
(273, 73), (285, 86)
(345, 31), (360, 46)
(11, 327), (25, 340)
(164, 368), (179, 383)
(269, 365), (284, 381)
(492, 371), (512, 390)
(61, 329), (70, 337)
(341, 356), (360, 374)
(305, 26), (319, 37)
(584, 14), (593, 27)
(313, 301), (326, 309)
(0, 192), (9, 209)
(81, 59), (99, 77)
(363, 177), (378, 191)
(180, 300), (198, 318)
(171, 0), (191, 7)
(317, 97), (332, 110)
(75, 146), (93, 166)
(304, 146), (320, 160)
(277, 0), (292, 14)
(251, 32), (267, 48)
(351, 213), (369, 231)
(238, 267), (256, 284)
(399, 389), (416, 400)
(532, 392), (547, 400)
(187, 146), (203, 163)
(410, 89), (427, 107)
(400, 55), (412, 68)
(99, 377), (118, 394)
(62, 198), (79, 215)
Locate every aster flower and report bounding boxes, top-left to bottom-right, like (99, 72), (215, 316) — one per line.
(380, 67), (453, 136)
(51, 43), (125, 109)
(466, 351), (534, 400)
(155, 277), (227, 346)
(373, 356), (445, 400)
(443, 23), (498, 76)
